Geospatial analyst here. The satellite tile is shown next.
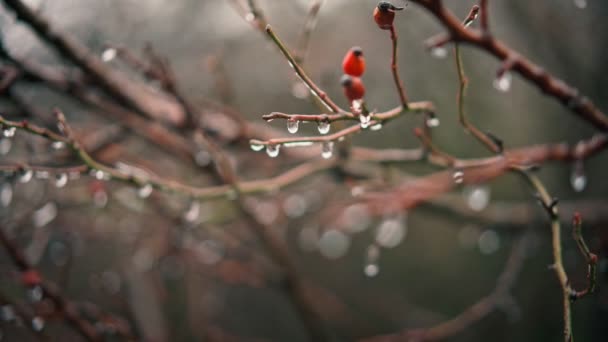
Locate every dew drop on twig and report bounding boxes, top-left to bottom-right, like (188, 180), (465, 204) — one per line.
(570, 162), (587, 192)
(359, 115), (371, 129)
(55, 173), (68, 188)
(266, 144), (280, 158)
(2, 127), (16, 138)
(250, 142), (264, 151)
(18, 169), (33, 183)
(493, 72), (512, 92)
(430, 46), (447, 59)
(138, 184), (153, 199)
(321, 141), (334, 159)
(364, 263), (379, 277)
(51, 141), (65, 150)
(370, 123), (383, 131)
(317, 120), (330, 135)
(463, 186), (491, 211)
(101, 48), (117, 62)
(287, 119), (300, 134)
(453, 170), (465, 184)
(426, 116), (440, 128)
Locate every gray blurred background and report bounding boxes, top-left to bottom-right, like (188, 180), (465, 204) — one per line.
(0, 0), (607, 341)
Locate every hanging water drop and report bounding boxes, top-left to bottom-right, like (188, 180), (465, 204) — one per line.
(287, 119), (300, 134)
(317, 120), (330, 135)
(93, 170), (106, 180)
(51, 141), (66, 150)
(18, 169), (33, 183)
(55, 173), (68, 188)
(430, 46), (447, 59)
(266, 144), (280, 158)
(359, 115), (371, 129)
(2, 127), (16, 138)
(364, 263), (379, 277)
(370, 122), (383, 131)
(453, 170), (465, 184)
(463, 186), (491, 211)
(426, 116), (440, 128)
(138, 184), (153, 199)
(321, 141), (334, 159)
(250, 142), (265, 151)
(493, 72), (512, 92)
(101, 48), (117, 62)
(570, 162), (587, 192)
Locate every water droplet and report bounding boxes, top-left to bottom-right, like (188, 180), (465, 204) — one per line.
(573, 0), (587, 9)
(245, 12), (255, 22)
(318, 230), (350, 259)
(0, 183), (12, 207)
(426, 117), (440, 128)
(266, 144), (280, 158)
(31, 317), (45, 331)
(570, 163), (587, 192)
(250, 142), (265, 151)
(1, 305), (15, 321)
(18, 169), (33, 183)
(375, 217), (407, 248)
(317, 120), (331, 135)
(370, 123), (383, 131)
(92, 170), (106, 180)
(321, 141), (334, 159)
(138, 184), (153, 198)
(430, 46), (447, 59)
(478, 230), (500, 254)
(27, 286), (43, 302)
(493, 72), (512, 92)
(453, 170), (465, 184)
(287, 119), (300, 134)
(54, 173), (68, 188)
(51, 141), (65, 150)
(101, 48), (117, 62)
(364, 263), (379, 277)
(2, 127), (16, 138)
(359, 115), (371, 129)
(463, 186), (491, 211)
(0, 138), (11, 155)
(184, 201), (200, 223)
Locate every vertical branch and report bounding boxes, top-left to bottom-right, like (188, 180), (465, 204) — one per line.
(516, 170), (572, 342)
(571, 213), (598, 300)
(454, 5), (502, 154)
(479, 0), (489, 34)
(389, 26), (409, 109)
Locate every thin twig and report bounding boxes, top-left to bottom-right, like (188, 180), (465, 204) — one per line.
(389, 25), (409, 109)
(570, 212), (598, 300)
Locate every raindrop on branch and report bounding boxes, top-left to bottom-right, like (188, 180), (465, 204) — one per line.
(2, 127), (16, 138)
(370, 123), (383, 131)
(426, 116), (440, 128)
(287, 119), (300, 134)
(137, 184), (153, 199)
(493, 72), (512, 92)
(51, 141), (65, 150)
(101, 48), (117, 62)
(54, 173), (68, 188)
(317, 120), (331, 135)
(570, 162), (587, 192)
(266, 144), (280, 158)
(364, 263), (379, 277)
(250, 142), (265, 151)
(359, 115), (371, 129)
(452, 170), (465, 184)
(430, 46), (447, 59)
(18, 169), (33, 183)
(321, 141), (334, 159)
